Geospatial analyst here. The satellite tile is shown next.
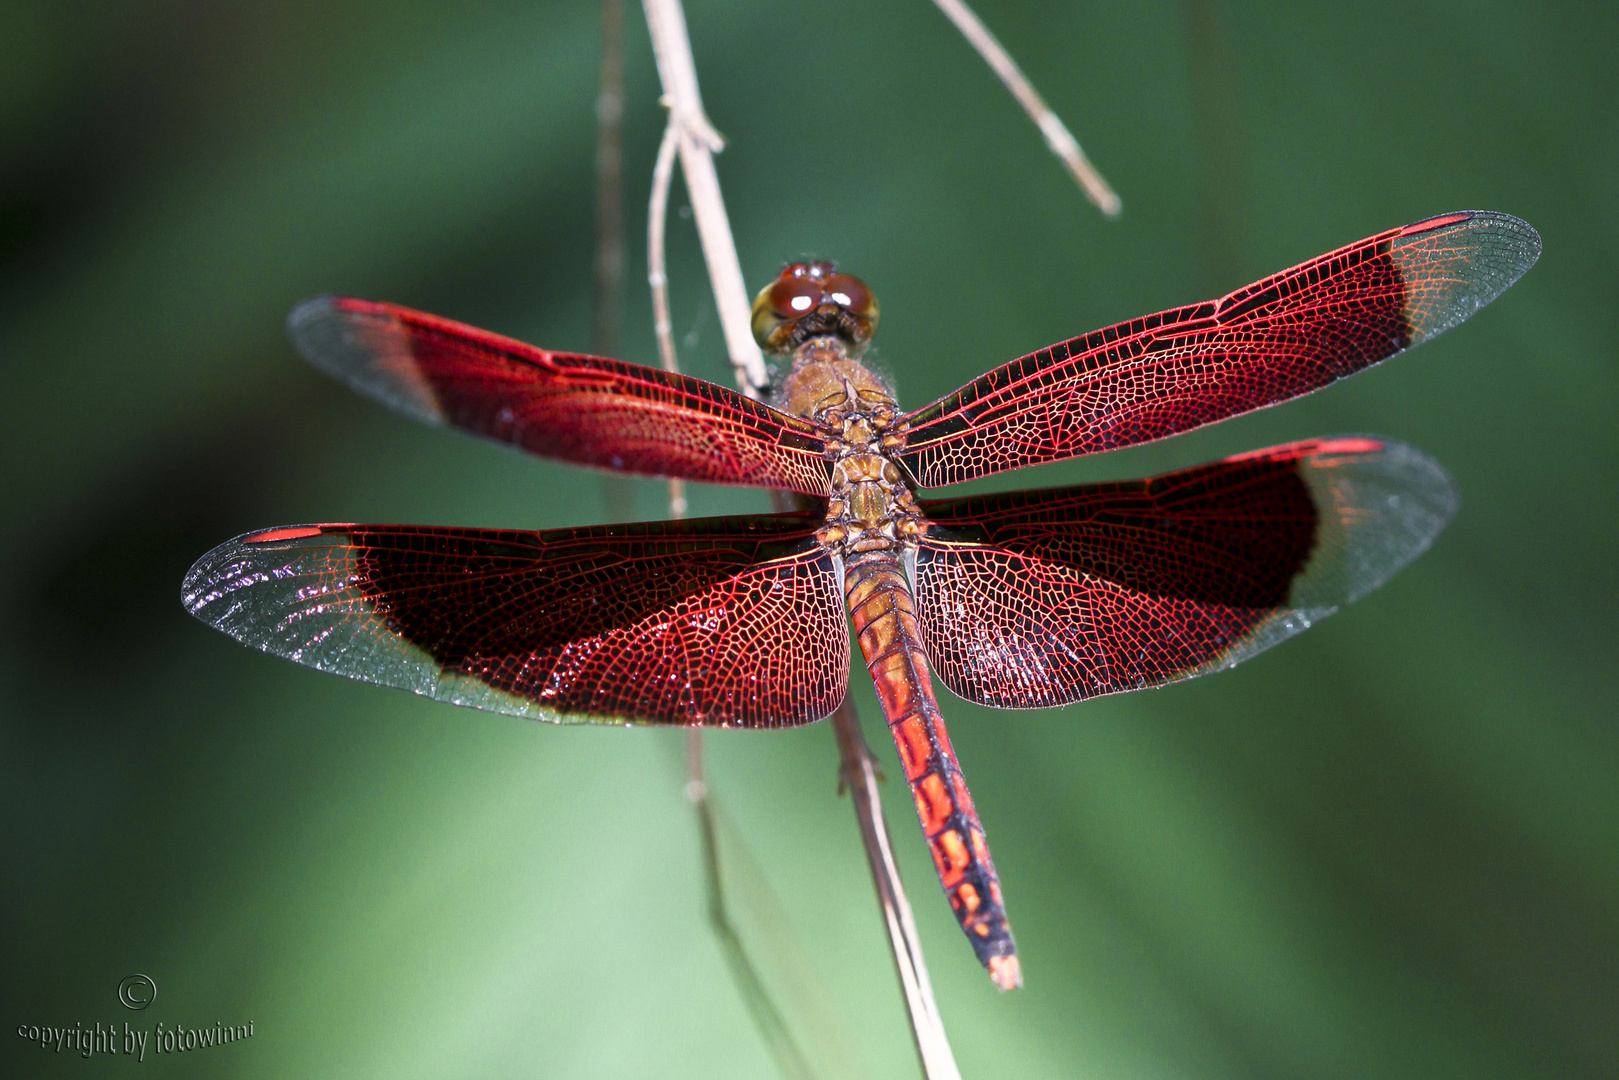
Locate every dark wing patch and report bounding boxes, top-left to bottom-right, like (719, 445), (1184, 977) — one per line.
(912, 438), (1455, 708)
(899, 212), (1538, 487)
(290, 297), (832, 496)
(184, 514), (848, 727)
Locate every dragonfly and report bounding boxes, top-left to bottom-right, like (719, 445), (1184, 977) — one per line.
(184, 209), (1538, 990)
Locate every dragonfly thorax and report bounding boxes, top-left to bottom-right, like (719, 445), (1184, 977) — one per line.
(777, 339), (893, 419)
(807, 375), (922, 555)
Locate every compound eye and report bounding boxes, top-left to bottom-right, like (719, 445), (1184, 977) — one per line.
(769, 275), (823, 317)
(752, 269), (825, 353)
(750, 262), (880, 355)
(823, 273), (876, 319)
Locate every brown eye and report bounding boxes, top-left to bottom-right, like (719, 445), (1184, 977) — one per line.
(823, 273), (876, 318)
(750, 262), (881, 355)
(769, 275), (822, 317)
(752, 267), (822, 353)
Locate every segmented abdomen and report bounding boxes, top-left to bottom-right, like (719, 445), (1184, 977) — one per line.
(842, 548), (1020, 989)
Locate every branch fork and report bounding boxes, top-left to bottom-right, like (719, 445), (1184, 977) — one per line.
(632, 1), (1120, 1074)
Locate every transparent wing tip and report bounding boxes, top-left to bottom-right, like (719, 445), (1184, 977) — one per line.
(180, 526), (349, 647)
(1396, 211), (1541, 343)
(181, 542), (231, 621)
(1294, 437), (1458, 609)
(285, 296), (444, 425)
(285, 295), (351, 376)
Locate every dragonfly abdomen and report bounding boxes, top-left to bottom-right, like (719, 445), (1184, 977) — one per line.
(842, 548), (1021, 990)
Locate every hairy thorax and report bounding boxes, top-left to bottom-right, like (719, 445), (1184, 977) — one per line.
(778, 338), (924, 555)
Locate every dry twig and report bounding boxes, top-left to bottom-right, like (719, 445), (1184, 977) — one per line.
(638, 0), (1119, 1071)
(930, 0), (1121, 216)
(639, 2), (962, 1077)
(640, 0), (769, 394)
(645, 117), (688, 518)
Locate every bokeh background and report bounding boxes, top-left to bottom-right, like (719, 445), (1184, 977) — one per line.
(3, 1), (1614, 1077)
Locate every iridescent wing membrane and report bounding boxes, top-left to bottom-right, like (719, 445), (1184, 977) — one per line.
(913, 438), (1455, 708)
(183, 514), (848, 727)
(192, 213), (1535, 726)
(290, 297), (832, 496)
(899, 211), (1540, 487)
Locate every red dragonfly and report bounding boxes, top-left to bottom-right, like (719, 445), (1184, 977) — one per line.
(185, 210), (1537, 990)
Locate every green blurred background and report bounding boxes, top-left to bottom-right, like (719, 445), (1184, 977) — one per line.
(3, 0), (1614, 1076)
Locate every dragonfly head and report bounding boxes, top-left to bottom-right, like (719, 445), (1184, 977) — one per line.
(751, 261), (880, 358)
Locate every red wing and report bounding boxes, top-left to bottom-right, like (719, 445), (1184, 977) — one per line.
(911, 438), (1454, 708)
(899, 211), (1538, 487)
(289, 297), (832, 496)
(182, 514), (848, 727)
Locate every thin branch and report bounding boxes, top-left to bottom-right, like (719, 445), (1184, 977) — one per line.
(653, 50), (819, 1075)
(640, 0), (770, 394)
(646, 116), (688, 518)
(658, 103), (805, 1064)
(831, 699), (962, 1080)
(929, 0), (1121, 217)
(647, 118), (681, 375)
(640, 3), (960, 1077)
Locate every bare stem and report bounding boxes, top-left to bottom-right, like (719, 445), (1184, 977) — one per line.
(646, 116), (688, 518)
(831, 699), (962, 1080)
(647, 118), (681, 376)
(640, 3), (959, 1076)
(640, 0), (769, 394)
(930, 0), (1121, 216)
